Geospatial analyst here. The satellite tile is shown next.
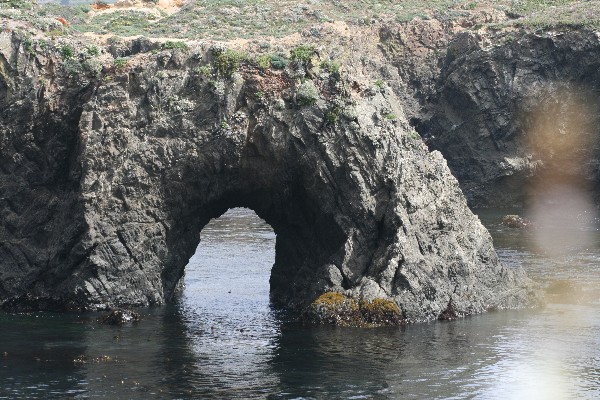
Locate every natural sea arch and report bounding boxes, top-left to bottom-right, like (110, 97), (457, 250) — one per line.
(0, 41), (537, 321)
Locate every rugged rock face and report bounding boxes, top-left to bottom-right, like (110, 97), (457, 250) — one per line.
(382, 22), (600, 207)
(0, 29), (538, 322)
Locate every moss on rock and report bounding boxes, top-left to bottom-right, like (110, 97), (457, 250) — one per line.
(359, 298), (403, 326)
(302, 292), (404, 327)
(302, 292), (361, 327)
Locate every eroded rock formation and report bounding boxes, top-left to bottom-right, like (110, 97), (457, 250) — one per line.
(381, 22), (600, 207)
(0, 29), (538, 322)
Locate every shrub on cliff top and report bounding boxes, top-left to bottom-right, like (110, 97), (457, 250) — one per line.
(270, 53), (288, 70)
(2, 0), (34, 9)
(214, 48), (248, 78)
(296, 79), (319, 106)
(290, 44), (315, 64)
(162, 40), (189, 51)
(256, 54), (271, 70)
(60, 44), (75, 60)
(320, 59), (340, 74)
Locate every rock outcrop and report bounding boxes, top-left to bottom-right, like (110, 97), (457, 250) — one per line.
(382, 22), (600, 207)
(0, 28), (538, 322)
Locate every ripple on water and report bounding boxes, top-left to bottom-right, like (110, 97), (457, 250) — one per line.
(1, 208), (599, 399)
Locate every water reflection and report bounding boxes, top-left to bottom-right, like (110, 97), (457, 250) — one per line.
(0, 208), (599, 399)
(0, 313), (89, 398)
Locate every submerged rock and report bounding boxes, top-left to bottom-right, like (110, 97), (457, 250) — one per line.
(0, 27), (540, 322)
(502, 215), (532, 229)
(97, 309), (140, 325)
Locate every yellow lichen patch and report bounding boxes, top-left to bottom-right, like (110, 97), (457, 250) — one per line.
(313, 292), (357, 310)
(303, 292), (362, 327)
(359, 298), (403, 327)
(303, 293), (404, 327)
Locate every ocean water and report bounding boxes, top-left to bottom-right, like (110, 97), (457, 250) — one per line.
(1, 208), (598, 399)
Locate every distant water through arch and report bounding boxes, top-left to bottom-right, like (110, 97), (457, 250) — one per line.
(182, 207), (277, 325)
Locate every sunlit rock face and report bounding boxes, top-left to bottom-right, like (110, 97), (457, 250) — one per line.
(0, 31), (538, 322)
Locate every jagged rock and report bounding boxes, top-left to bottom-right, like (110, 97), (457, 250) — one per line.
(0, 29), (539, 323)
(382, 24), (600, 208)
(438, 300), (459, 321)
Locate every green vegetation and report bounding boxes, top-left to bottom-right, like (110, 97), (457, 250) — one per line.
(46, 29), (66, 38)
(1, 0), (34, 10)
(296, 80), (319, 106)
(82, 58), (102, 76)
(162, 40), (189, 51)
(256, 54), (271, 70)
(269, 54), (288, 70)
(290, 44), (315, 64)
(214, 48), (247, 78)
(320, 59), (340, 74)
(325, 109), (340, 124)
(60, 44), (75, 60)
(22, 36), (33, 52)
(3, 1), (600, 42)
(114, 57), (128, 69)
(86, 45), (99, 56)
(196, 64), (212, 77)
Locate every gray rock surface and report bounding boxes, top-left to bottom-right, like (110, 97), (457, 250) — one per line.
(382, 23), (600, 207)
(0, 29), (538, 322)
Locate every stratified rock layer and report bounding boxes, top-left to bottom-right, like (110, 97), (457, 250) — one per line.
(0, 30), (537, 322)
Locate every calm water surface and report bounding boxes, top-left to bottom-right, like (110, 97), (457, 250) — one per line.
(1, 208), (599, 399)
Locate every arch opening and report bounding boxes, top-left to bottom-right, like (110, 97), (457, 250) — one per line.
(158, 171), (351, 313)
(181, 207), (276, 320)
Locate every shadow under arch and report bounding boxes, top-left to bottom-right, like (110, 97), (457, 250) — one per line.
(159, 153), (349, 312)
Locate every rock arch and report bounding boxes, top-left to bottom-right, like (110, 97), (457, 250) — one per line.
(0, 34), (538, 321)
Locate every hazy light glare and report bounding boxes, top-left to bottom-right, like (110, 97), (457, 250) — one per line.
(525, 85), (598, 257)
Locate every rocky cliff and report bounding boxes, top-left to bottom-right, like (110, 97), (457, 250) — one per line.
(381, 20), (600, 208)
(0, 23), (539, 322)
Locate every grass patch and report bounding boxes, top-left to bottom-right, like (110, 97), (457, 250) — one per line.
(114, 57), (128, 69)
